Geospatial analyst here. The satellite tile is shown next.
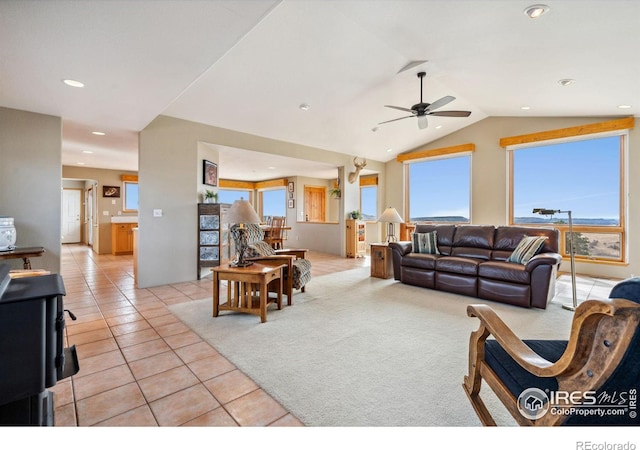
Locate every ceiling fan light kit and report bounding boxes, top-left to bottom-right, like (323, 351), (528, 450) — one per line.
(379, 71), (471, 130)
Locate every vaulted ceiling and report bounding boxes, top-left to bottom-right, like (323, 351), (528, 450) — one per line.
(2, 1), (638, 180)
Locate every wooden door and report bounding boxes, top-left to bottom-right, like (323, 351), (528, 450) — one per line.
(304, 186), (326, 222)
(62, 189), (82, 243)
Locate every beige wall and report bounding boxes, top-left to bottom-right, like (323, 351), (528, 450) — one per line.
(386, 116), (639, 280)
(0, 107), (62, 272)
(63, 165), (138, 254)
(138, 115), (386, 287)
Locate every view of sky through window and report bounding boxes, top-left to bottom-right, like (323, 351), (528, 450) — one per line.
(409, 156), (470, 222)
(513, 135), (620, 225)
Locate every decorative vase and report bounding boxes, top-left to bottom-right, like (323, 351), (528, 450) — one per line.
(0, 216), (17, 251)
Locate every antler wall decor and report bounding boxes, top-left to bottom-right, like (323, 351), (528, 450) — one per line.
(348, 157), (367, 184)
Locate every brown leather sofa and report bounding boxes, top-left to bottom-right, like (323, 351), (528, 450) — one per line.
(389, 224), (563, 309)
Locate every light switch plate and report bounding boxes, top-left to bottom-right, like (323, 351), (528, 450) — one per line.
(153, 209), (162, 217)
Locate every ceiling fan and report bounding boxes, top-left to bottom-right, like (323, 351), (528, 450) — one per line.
(379, 72), (471, 129)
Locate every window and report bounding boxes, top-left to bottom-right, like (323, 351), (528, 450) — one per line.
(360, 186), (377, 221)
(408, 155), (471, 223)
(218, 189), (252, 205)
(510, 133), (626, 262)
(360, 175), (378, 221)
(260, 188), (285, 220)
(123, 181), (138, 212)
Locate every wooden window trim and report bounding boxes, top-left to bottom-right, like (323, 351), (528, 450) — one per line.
(396, 143), (475, 163)
(500, 117), (634, 148)
(507, 131), (628, 264)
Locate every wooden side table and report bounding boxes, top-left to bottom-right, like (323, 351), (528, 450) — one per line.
(370, 243), (393, 279)
(0, 246), (45, 269)
(211, 263), (284, 323)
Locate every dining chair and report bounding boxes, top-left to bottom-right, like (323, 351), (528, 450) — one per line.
(265, 216), (286, 249)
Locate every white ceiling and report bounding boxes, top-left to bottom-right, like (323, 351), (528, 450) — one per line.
(2, 1), (639, 180)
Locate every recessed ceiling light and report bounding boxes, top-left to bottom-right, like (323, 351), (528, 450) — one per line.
(521, 106), (531, 110)
(299, 103), (310, 111)
(91, 131), (105, 136)
(524, 4), (550, 19)
(558, 78), (576, 86)
(76, 162), (85, 165)
(82, 150), (93, 154)
(268, 166), (276, 170)
(435, 125), (443, 129)
(618, 104), (632, 109)
(386, 148), (393, 153)
(63, 79), (85, 88)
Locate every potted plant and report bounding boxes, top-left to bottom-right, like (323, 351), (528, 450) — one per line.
(203, 189), (218, 204)
(350, 210), (362, 220)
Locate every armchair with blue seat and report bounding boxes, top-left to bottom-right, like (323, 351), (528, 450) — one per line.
(231, 223), (311, 305)
(463, 277), (640, 426)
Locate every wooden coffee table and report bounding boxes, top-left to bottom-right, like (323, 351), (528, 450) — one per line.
(211, 263), (284, 323)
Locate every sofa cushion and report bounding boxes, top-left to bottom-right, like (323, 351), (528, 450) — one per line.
(451, 225), (494, 260)
(478, 261), (531, 284)
(402, 253), (438, 270)
(415, 224), (455, 255)
(494, 226), (559, 256)
(413, 231), (439, 254)
(436, 256), (481, 276)
(507, 235), (547, 265)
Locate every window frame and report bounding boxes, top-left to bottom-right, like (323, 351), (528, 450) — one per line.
(122, 180), (138, 213)
(507, 130), (628, 264)
(405, 152), (472, 224)
(258, 187), (286, 220)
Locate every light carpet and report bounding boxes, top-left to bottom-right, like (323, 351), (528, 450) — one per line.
(168, 269), (616, 427)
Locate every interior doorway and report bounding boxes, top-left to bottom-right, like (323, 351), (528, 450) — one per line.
(62, 188), (82, 243)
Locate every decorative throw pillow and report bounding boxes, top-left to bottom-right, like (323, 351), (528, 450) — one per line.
(507, 235), (548, 264)
(412, 231), (440, 254)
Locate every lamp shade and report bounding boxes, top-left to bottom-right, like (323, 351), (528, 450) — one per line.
(377, 207), (404, 224)
(223, 198), (261, 224)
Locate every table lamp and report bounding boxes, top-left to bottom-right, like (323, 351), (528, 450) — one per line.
(377, 207), (404, 243)
(224, 198), (261, 267)
(533, 208), (577, 311)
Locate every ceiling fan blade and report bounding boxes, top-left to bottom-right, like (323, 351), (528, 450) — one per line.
(428, 110), (472, 117)
(418, 115), (428, 129)
(384, 105), (415, 113)
(378, 115), (414, 125)
(425, 95), (455, 113)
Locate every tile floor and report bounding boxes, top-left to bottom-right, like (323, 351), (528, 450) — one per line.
(51, 244), (369, 427)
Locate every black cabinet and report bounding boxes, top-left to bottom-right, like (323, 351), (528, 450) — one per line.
(198, 203), (221, 279)
(0, 264), (79, 425)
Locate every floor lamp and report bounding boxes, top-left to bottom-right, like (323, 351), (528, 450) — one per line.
(377, 207), (404, 243)
(533, 208), (577, 311)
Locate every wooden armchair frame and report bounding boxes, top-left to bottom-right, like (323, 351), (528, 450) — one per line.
(463, 298), (640, 426)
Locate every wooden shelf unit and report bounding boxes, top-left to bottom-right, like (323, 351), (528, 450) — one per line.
(346, 219), (366, 258)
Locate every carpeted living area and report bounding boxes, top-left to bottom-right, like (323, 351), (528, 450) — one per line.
(168, 268), (616, 427)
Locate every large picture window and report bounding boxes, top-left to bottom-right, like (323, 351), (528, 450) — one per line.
(408, 155), (471, 223)
(509, 133), (626, 262)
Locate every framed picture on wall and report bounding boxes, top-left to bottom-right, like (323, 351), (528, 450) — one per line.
(103, 186), (120, 197)
(203, 160), (217, 186)
(288, 199), (295, 208)
(288, 181), (294, 192)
